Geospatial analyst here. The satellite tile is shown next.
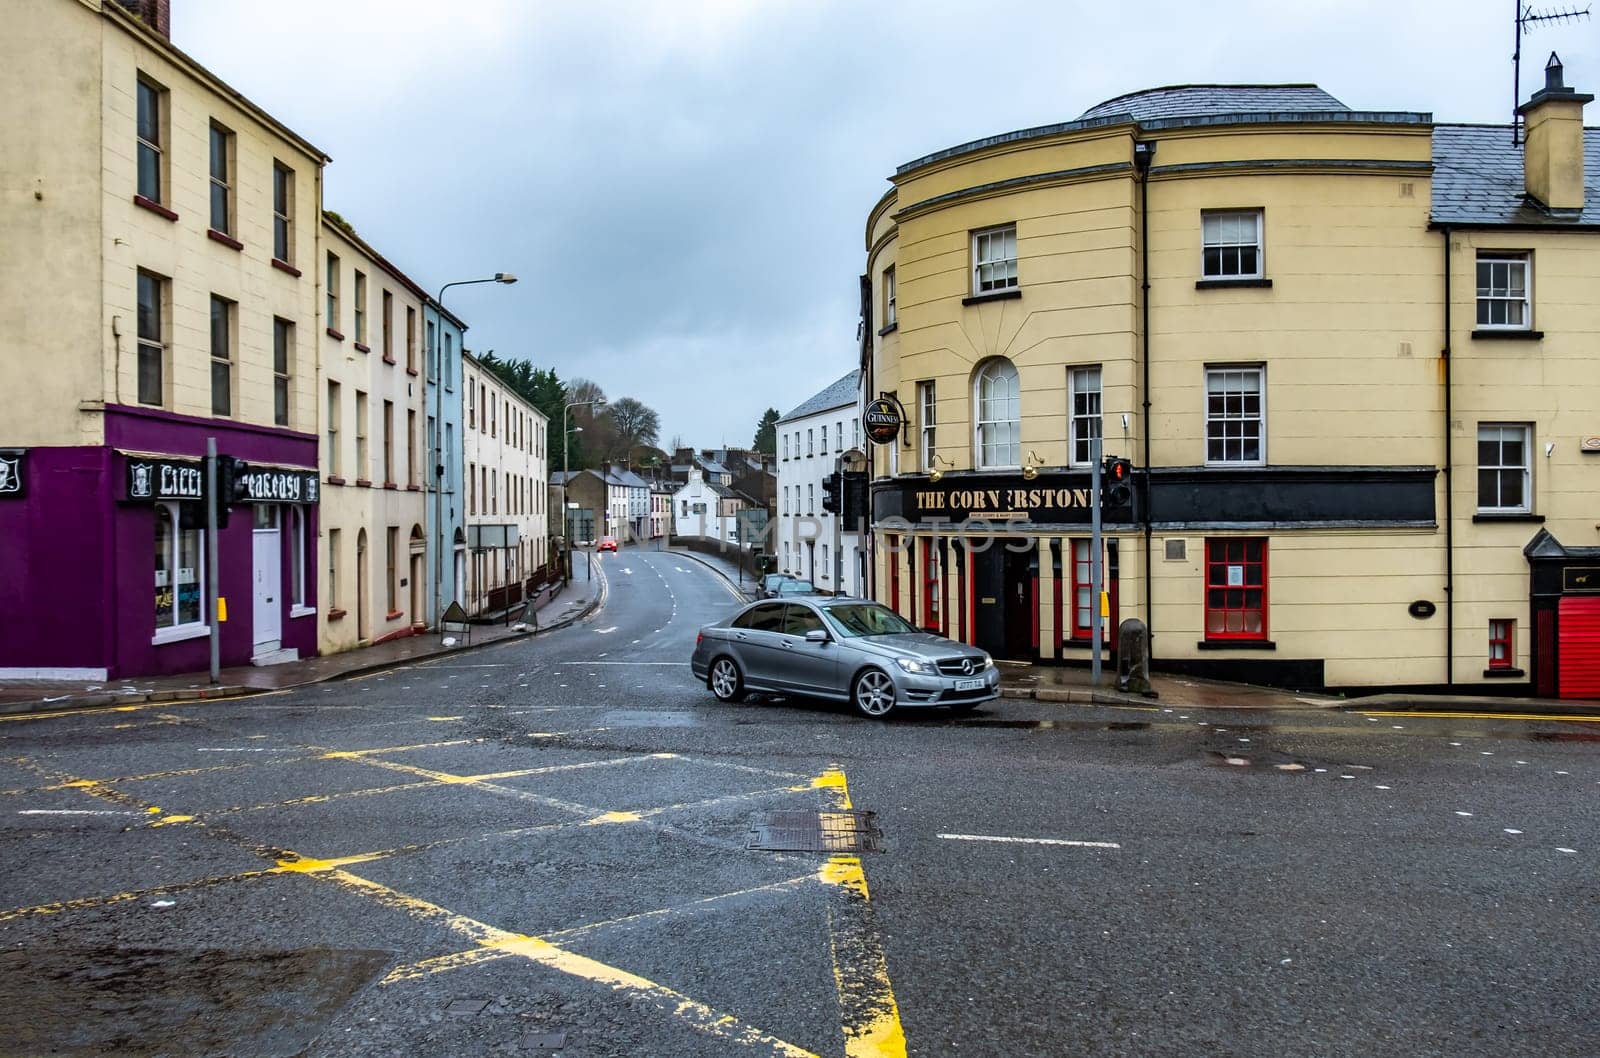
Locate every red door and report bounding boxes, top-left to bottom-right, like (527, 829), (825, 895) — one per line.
(1558, 596), (1600, 698)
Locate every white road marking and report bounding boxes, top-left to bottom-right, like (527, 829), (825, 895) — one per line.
(938, 833), (1120, 849)
(198, 747), (291, 753)
(1455, 811), (1473, 817)
(595, 627), (618, 635)
(1557, 847), (1577, 854)
(19, 809), (136, 816)
(1505, 829), (1523, 834)
(558, 662), (688, 666)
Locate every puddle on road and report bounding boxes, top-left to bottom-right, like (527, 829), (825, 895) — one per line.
(2, 946), (389, 1058)
(1523, 730), (1600, 744)
(944, 719), (1151, 732)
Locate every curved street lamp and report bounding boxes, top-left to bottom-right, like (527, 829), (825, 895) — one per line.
(560, 397), (607, 582)
(430, 273), (518, 629)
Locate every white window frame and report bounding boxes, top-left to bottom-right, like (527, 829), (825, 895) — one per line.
(1204, 366), (1266, 467)
(1201, 210), (1264, 280)
(807, 429), (814, 457)
(208, 121), (234, 236)
(918, 380), (937, 472)
(1476, 252), (1532, 331)
(884, 266), (897, 326)
(152, 502), (208, 644)
(973, 358), (1021, 470)
(1477, 423), (1532, 514)
(1068, 366), (1102, 467)
(972, 224), (1018, 295)
(821, 424), (828, 455)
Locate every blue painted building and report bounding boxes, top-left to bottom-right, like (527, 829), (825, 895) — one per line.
(424, 300), (467, 624)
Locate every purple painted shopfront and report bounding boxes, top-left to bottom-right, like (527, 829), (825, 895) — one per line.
(0, 405), (318, 680)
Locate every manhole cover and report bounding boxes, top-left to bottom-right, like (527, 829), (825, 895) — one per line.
(747, 810), (881, 852)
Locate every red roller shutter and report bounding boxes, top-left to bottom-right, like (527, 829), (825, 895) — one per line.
(1557, 596), (1600, 699)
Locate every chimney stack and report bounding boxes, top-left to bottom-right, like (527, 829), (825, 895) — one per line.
(1518, 53), (1592, 216)
(115, 0), (171, 38)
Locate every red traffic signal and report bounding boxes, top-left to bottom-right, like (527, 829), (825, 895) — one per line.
(1102, 457), (1134, 509)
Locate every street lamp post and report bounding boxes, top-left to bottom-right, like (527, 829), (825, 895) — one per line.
(560, 397), (607, 583)
(430, 273), (516, 631)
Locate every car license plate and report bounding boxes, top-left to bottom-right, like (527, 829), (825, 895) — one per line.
(954, 678), (984, 691)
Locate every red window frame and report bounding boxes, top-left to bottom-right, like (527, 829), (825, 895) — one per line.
(921, 539), (941, 631)
(886, 535), (900, 617)
(1070, 539), (1093, 639)
(1488, 619), (1514, 669)
(1204, 538), (1268, 641)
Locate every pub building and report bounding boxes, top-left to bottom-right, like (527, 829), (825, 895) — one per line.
(860, 66), (1600, 696)
(0, 0), (327, 680)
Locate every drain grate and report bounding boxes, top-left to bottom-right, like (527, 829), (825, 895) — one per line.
(747, 809), (882, 853)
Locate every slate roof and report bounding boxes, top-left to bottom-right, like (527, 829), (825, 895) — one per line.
(1079, 84), (1347, 122)
(699, 459), (730, 477)
(779, 369), (861, 424)
(1431, 124), (1600, 226)
(613, 470), (652, 489)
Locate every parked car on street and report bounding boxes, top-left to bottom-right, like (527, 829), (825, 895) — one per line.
(757, 573), (796, 599)
(597, 536), (618, 552)
(773, 578), (818, 597)
(691, 597), (999, 718)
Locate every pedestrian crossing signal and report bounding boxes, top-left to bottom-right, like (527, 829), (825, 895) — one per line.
(1102, 457), (1133, 510)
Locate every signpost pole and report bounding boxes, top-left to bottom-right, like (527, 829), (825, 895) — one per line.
(1090, 438), (1103, 686)
(206, 437), (221, 685)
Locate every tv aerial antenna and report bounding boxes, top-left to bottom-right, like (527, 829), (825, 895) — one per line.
(1513, 2), (1591, 144)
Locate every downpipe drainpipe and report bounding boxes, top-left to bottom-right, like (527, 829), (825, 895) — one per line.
(1441, 226), (1454, 688)
(1135, 140), (1156, 653)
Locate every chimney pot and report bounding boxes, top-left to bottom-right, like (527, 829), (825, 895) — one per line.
(1546, 52), (1567, 92)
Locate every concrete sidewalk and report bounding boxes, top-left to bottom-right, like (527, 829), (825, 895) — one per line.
(0, 555), (606, 716)
(999, 660), (1600, 717)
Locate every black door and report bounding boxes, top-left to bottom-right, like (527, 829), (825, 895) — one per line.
(1004, 545), (1036, 660)
(973, 543), (1036, 661)
(973, 546), (1005, 657)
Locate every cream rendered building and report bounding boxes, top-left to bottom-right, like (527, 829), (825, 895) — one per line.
(863, 66), (1600, 697)
(0, 0), (327, 677)
(317, 214), (430, 652)
(462, 353), (549, 615)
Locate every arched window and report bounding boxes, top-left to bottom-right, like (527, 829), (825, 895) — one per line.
(973, 358), (1020, 469)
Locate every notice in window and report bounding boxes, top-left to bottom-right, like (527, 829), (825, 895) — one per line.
(1227, 565), (1244, 587)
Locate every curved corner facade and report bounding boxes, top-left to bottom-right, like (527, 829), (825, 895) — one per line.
(863, 82), (1600, 695)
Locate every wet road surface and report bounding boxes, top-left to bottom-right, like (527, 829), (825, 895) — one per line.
(2, 545), (1598, 1056)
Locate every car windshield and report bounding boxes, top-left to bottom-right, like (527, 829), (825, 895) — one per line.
(779, 580), (815, 594)
(821, 603), (918, 638)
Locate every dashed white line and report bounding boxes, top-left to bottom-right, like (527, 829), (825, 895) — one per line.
(938, 833), (1121, 849)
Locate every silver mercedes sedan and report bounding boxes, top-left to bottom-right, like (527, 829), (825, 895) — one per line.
(690, 597), (999, 718)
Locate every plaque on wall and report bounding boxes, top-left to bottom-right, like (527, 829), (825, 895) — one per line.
(0, 449), (24, 499)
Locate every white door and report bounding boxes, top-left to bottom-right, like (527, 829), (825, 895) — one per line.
(252, 506), (282, 651)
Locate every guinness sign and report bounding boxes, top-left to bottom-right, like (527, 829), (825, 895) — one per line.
(863, 397), (903, 445)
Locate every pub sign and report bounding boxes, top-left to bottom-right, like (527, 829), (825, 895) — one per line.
(126, 457), (204, 502)
(863, 397), (904, 445)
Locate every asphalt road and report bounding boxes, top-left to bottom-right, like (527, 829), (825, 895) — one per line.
(1, 544), (1598, 1057)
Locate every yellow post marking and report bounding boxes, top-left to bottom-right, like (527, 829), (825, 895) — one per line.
(325, 869), (817, 1056)
(274, 851), (389, 874)
(149, 814), (194, 827)
(426, 716), (465, 722)
(585, 810), (642, 825)
(813, 767), (907, 1058)
(1358, 709), (1600, 724)
(811, 768), (854, 810)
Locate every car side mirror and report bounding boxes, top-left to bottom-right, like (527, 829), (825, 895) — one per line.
(805, 629), (828, 644)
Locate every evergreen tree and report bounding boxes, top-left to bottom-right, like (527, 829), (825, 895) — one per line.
(752, 408), (780, 455)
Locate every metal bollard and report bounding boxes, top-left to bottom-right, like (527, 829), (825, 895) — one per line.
(1116, 618), (1157, 698)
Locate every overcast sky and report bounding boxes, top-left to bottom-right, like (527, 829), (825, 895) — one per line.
(176, 1), (1596, 448)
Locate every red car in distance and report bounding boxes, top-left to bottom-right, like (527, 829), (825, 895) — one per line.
(597, 537), (619, 552)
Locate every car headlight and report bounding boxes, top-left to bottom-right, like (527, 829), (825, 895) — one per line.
(894, 657), (933, 675)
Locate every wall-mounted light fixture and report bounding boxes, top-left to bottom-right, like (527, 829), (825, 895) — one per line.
(928, 453), (955, 483)
(1022, 451), (1044, 481)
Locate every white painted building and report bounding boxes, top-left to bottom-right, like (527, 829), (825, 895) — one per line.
(777, 369), (865, 595)
(673, 468), (743, 543)
(462, 352), (549, 615)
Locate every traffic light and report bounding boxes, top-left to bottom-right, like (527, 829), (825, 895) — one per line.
(1101, 456), (1133, 510)
(821, 472), (842, 514)
(212, 455), (250, 529)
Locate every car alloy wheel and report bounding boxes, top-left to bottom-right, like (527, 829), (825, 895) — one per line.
(709, 658), (745, 703)
(853, 669), (896, 718)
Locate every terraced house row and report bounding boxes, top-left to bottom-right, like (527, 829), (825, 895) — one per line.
(0, 0), (545, 679)
(861, 58), (1600, 697)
